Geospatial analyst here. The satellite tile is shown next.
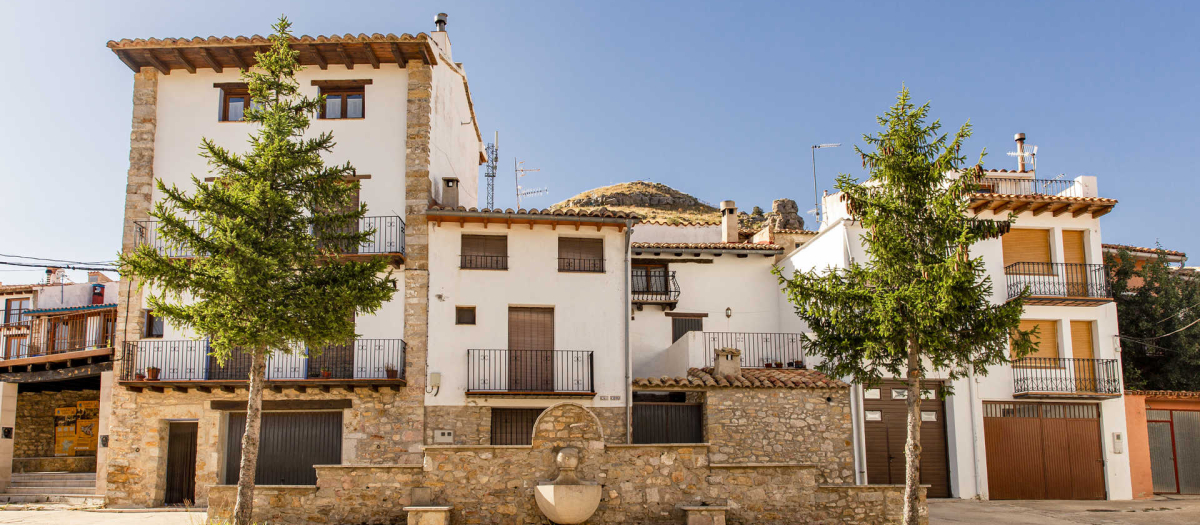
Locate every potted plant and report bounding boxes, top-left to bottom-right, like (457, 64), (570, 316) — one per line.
(134, 371), (147, 381)
(774, 361), (784, 369)
(384, 365), (398, 379)
(320, 366), (332, 379)
(764, 362), (774, 368)
(146, 367), (161, 381)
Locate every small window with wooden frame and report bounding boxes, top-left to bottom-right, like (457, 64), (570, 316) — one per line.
(632, 263), (669, 294)
(558, 237), (604, 272)
(215, 82), (252, 122)
(144, 310), (164, 338)
(461, 235), (508, 270)
(455, 306), (476, 325)
(313, 79), (371, 120)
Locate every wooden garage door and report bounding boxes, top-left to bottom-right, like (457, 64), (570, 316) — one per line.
(225, 411), (343, 485)
(863, 380), (952, 498)
(983, 402), (1105, 500)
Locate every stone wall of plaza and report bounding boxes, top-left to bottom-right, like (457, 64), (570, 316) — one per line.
(15, 389), (100, 459)
(210, 402), (924, 525)
(424, 405), (629, 445)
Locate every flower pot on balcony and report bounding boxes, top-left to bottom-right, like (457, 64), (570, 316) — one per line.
(765, 363), (774, 368)
(134, 372), (146, 381)
(146, 367), (160, 381)
(320, 369), (332, 379)
(385, 368), (398, 379)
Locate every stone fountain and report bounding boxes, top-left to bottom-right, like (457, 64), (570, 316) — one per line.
(534, 447), (602, 524)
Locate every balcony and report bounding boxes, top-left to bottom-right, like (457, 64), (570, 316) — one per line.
(459, 254), (508, 270)
(466, 349), (594, 396)
(0, 311), (116, 369)
(118, 338), (406, 390)
(632, 271), (680, 310)
(133, 216), (406, 259)
(968, 177), (1115, 218)
(976, 177), (1086, 197)
(703, 332), (806, 369)
(1012, 357), (1121, 398)
(558, 257), (605, 273)
(1005, 262), (1113, 306)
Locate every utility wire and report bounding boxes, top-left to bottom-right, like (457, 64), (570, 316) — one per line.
(0, 260), (119, 272)
(0, 253), (117, 265)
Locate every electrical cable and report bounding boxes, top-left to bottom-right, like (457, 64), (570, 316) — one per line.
(0, 253), (117, 265)
(0, 260), (119, 272)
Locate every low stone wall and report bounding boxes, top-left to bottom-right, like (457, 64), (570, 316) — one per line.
(207, 403), (924, 525)
(15, 389), (100, 458)
(13, 456), (96, 473)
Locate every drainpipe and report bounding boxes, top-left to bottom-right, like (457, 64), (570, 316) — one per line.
(624, 219), (634, 444)
(968, 369), (983, 499)
(851, 384), (866, 484)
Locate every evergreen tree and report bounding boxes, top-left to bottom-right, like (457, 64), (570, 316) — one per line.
(1107, 248), (1200, 390)
(118, 17), (396, 525)
(775, 88), (1035, 524)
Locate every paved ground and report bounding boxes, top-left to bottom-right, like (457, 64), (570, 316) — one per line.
(0, 505), (205, 524)
(930, 496), (1200, 525)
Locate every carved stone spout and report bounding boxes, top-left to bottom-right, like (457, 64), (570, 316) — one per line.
(534, 447), (602, 524)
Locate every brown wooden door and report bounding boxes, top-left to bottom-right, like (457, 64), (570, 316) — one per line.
(983, 402), (1105, 500)
(165, 422), (198, 505)
(862, 380), (952, 498)
(508, 307), (554, 392)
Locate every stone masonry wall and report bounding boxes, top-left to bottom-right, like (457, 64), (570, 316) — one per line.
(401, 57), (433, 463)
(113, 67), (157, 365)
(425, 406), (490, 445)
(15, 390), (101, 458)
(209, 402), (924, 525)
(705, 388), (855, 483)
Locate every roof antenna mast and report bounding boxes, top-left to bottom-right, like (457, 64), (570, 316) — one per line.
(514, 158), (547, 209)
(810, 143), (841, 224)
(485, 131), (498, 209)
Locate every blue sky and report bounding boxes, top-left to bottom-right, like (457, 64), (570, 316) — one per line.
(1, 1), (1197, 283)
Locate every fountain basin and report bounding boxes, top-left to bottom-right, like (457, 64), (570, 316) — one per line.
(534, 483), (602, 524)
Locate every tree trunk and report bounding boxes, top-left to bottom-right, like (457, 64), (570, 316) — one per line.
(903, 340), (923, 525)
(232, 350), (267, 525)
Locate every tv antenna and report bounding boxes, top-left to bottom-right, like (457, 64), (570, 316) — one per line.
(514, 159), (547, 209)
(484, 131), (499, 209)
(811, 143), (841, 223)
(1006, 144), (1038, 171)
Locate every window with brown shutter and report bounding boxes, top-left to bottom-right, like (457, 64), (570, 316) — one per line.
(1002, 229), (1053, 275)
(1061, 231), (1087, 265)
(461, 235), (508, 269)
(490, 408), (545, 445)
(455, 306), (476, 325)
(1013, 319), (1059, 361)
(1070, 321), (1095, 360)
(558, 237), (604, 272)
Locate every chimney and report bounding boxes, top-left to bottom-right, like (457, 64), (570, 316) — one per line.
(442, 178), (460, 209)
(1014, 133), (1026, 172)
(46, 267), (64, 285)
(91, 284), (106, 305)
(713, 348), (742, 378)
(720, 200), (738, 243)
(434, 12), (448, 32)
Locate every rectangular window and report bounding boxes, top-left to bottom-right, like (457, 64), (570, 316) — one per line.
(490, 408), (544, 446)
(320, 87), (366, 119)
(558, 238), (604, 272)
(4, 298), (30, 325)
(461, 235), (508, 269)
(671, 317), (703, 343)
(455, 306), (476, 325)
(4, 335), (25, 359)
(1013, 319), (1059, 361)
(1002, 229), (1053, 274)
(145, 311), (164, 338)
(632, 264), (668, 293)
(216, 83), (251, 122)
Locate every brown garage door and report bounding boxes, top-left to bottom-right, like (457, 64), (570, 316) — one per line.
(863, 380), (952, 498)
(983, 402), (1105, 500)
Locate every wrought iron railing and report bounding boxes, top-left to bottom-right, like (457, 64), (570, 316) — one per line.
(1012, 357), (1121, 395)
(558, 257), (605, 273)
(134, 216), (405, 258)
(1005, 262), (1111, 300)
(1, 311), (116, 360)
(975, 178), (1084, 197)
(466, 349), (594, 393)
(632, 271), (680, 302)
(119, 338), (406, 381)
(702, 332), (805, 369)
(460, 254), (509, 270)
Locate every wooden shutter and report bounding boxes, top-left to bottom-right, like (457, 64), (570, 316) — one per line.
(1070, 321), (1095, 360)
(672, 317), (703, 343)
(462, 235), (507, 256)
(1002, 229), (1052, 267)
(1062, 231), (1087, 265)
(508, 307), (554, 391)
(558, 238), (602, 259)
(1014, 320), (1058, 359)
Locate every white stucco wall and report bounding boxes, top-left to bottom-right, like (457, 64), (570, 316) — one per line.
(630, 224), (722, 244)
(426, 222), (628, 408)
(427, 36), (483, 209)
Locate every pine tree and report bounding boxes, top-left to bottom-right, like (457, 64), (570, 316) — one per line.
(118, 17), (397, 525)
(1106, 248), (1200, 390)
(775, 88), (1035, 524)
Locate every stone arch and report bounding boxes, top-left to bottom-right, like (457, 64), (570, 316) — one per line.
(529, 402), (606, 450)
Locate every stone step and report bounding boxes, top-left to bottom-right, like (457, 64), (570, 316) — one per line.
(3, 486), (97, 495)
(11, 479), (96, 488)
(11, 472), (96, 482)
(0, 494), (104, 505)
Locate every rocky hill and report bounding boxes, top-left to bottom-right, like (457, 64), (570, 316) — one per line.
(551, 181), (805, 230)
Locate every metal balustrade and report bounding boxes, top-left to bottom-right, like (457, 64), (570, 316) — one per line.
(702, 332), (806, 369)
(632, 271), (680, 302)
(1011, 357), (1121, 396)
(1005, 262), (1112, 303)
(133, 216), (405, 258)
(557, 257), (605, 273)
(119, 338), (406, 382)
(466, 349), (594, 394)
(975, 178), (1084, 197)
(1, 311), (116, 360)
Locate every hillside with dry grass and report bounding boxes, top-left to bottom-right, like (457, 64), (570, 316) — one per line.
(551, 181), (723, 224)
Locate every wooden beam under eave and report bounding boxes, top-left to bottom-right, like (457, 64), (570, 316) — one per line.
(363, 43), (380, 69)
(198, 48), (223, 73)
(1091, 206), (1113, 218)
(969, 199), (991, 213)
(1050, 203), (1072, 217)
(1072, 204), (1096, 218)
(115, 50), (141, 73)
(307, 45), (327, 70)
(992, 200), (1019, 216)
(171, 49), (196, 74)
(1011, 202), (1033, 215)
(1029, 202), (1051, 216)
(149, 386), (164, 393)
(197, 386), (212, 393)
(271, 385), (282, 393)
(172, 386), (188, 393)
(389, 43), (406, 66)
(220, 385), (236, 393)
(419, 44), (432, 65)
(335, 44), (354, 69)
(227, 48), (248, 71)
(143, 50), (171, 75)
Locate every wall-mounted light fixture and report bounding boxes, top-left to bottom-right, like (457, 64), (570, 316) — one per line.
(725, 307), (732, 319)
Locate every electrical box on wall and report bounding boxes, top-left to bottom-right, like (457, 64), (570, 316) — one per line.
(434, 430), (454, 444)
(1113, 431), (1124, 454)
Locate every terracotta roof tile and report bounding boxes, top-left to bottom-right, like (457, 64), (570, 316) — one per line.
(106, 33), (429, 49)
(773, 229), (819, 235)
(631, 242), (783, 251)
(641, 219), (722, 227)
(633, 367), (847, 389)
(0, 284), (36, 294)
(428, 206), (641, 219)
(1103, 244), (1187, 258)
(969, 194), (1117, 204)
(1126, 390), (1200, 399)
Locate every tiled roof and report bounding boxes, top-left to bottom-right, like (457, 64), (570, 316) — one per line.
(107, 33), (429, 49)
(1126, 390), (1200, 399)
(26, 303), (117, 315)
(0, 284), (35, 294)
(633, 367), (847, 389)
(631, 242), (783, 251)
(1103, 244), (1187, 258)
(428, 206), (641, 219)
(773, 229), (819, 235)
(982, 169), (1031, 173)
(642, 219), (721, 227)
(970, 193), (1118, 205)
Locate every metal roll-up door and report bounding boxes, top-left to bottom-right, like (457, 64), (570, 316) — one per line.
(225, 411), (343, 485)
(983, 402), (1105, 500)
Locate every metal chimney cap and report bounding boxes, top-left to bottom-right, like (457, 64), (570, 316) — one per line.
(1014, 132), (1026, 141)
(434, 13), (448, 31)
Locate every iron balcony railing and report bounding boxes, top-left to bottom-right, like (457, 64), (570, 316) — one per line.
(2, 311), (116, 361)
(703, 332), (805, 369)
(1012, 357), (1121, 396)
(1005, 262), (1111, 301)
(119, 338), (406, 382)
(466, 349), (594, 394)
(975, 177), (1084, 197)
(133, 216), (405, 258)
(558, 257), (605, 273)
(460, 254), (509, 270)
(632, 271), (680, 302)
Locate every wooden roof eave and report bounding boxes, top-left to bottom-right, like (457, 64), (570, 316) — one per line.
(110, 40), (438, 74)
(427, 210), (638, 231)
(969, 195), (1116, 219)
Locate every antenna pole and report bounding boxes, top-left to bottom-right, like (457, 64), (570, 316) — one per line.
(811, 146), (819, 224)
(485, 131), (498, 209)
